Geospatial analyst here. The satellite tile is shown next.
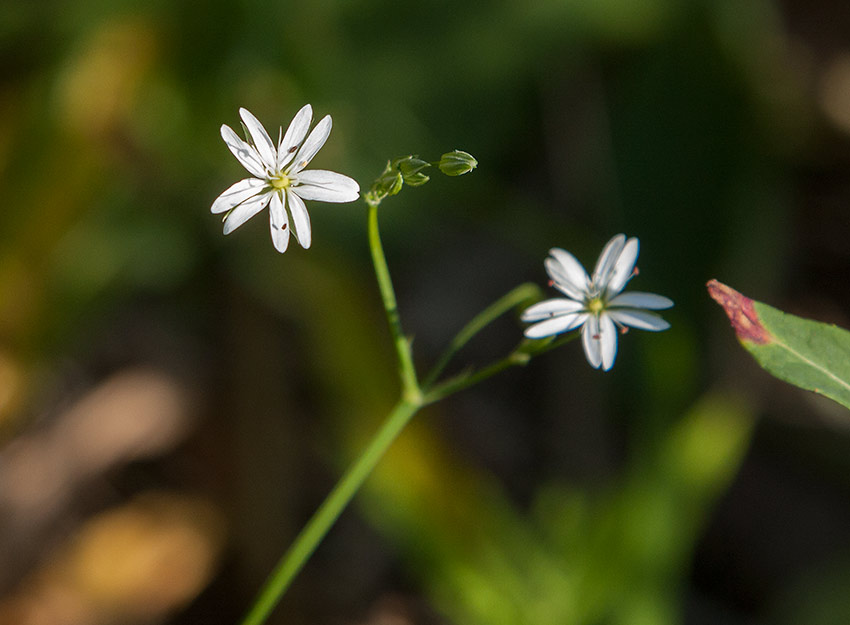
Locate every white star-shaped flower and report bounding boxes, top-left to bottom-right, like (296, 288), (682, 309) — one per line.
(522, 234), (673, 371)
(211, 105), (360, 253)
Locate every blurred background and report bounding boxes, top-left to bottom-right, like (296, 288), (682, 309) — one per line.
(1, 0), (850, 623)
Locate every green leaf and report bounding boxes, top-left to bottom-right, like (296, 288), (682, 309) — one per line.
(707, 280), (850, 411)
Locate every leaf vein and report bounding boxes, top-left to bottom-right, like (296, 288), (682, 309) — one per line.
(773, 338), (850, 395)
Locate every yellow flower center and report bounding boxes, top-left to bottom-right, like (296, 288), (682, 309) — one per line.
(270, 174), (291, 190)
(587, 297), (605, 315)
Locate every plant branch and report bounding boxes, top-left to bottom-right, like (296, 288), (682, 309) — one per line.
(422, 282), (542, 389)
(366, 199), (421, 401)
(422, 333), (579, 404)
(239, 398), (421, 625)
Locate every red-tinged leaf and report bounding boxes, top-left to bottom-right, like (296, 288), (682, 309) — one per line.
(706, 280), (771, 344)
(707, 280), (850, 411)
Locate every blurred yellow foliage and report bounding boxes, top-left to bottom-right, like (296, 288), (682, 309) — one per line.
(56, 16), (159, 141)
(0, 492), (224, 625)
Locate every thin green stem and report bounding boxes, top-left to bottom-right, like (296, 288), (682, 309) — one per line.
(422, 282), (542, 389)
(424, 353), (525, 404)
(367, 200), (420, 401)
(423, 333), (579, 404)
(239, 199), (428, 625)
(239, 183), (574, 624)
(239, 398), (421, 625)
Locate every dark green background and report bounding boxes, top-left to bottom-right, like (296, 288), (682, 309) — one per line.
(1, 0), (850, 623)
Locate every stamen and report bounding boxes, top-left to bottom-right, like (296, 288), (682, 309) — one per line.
(610, 317), (628, 334)
(547, 280), (555, 287)
(632, 266), (639, 277)
(288, 145), (298, 153)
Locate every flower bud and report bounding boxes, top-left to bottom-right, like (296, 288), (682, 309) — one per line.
(437, 150), (477, 176)
(398, 157), (431, 187)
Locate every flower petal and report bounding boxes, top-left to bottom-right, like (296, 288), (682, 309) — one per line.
(520, 298), (584, 322)
(598, 313), (618, 371)
(211, 178), (267, 214)
(269, 192), (290, 253)
(581, 316), (602, 369)
(591, 234), (626, 288)
(605, 237), (639, 296)
(239, 108), (278, 171)
(286, 189), (312, 249)
(293, 170), (360, 202)
(278, 104), (313, 170)
(546, 248), (589, 300)
(222, 191), (272, 234)
(609, 291), (674, 310)
(289, 115), (332, 174)
(524, 313), (586, 339)
(221, 124), (267, 179)
(608, 309), (671, 331)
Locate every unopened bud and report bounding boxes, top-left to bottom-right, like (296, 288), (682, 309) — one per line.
(437, 150), (477, 176)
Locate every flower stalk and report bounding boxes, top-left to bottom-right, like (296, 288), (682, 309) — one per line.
(422, 333), (578, 404)
(422, 282), (542, 389)
(366, 197), (421, 402)
(239, 398), (421, 625)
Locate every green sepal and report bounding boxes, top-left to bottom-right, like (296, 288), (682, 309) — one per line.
(367, 160), (405, 203)
(397, 157), (431, 187)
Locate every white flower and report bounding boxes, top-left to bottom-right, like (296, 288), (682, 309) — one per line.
(211, 105), (360, 253)
(521, 234), (673, 371)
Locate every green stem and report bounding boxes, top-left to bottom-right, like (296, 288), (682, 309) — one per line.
(367, 200), (421, 402)
(238, 192), (572, 623)
(423, 333), (579, 404)
(422, 282), (542, 389)
(239, 199), (428, 625)
(239, 398), (421, 625)
(424, 352), (527, 404)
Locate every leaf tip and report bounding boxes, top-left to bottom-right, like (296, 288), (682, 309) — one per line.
(707, 280), (772, 345)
